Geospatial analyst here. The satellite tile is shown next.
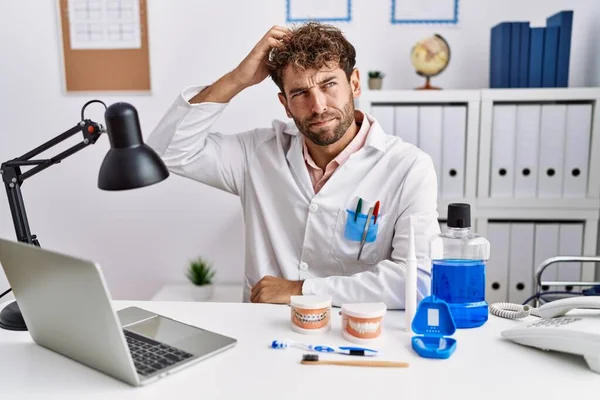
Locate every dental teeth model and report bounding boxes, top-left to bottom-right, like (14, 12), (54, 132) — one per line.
(290, 295), (332, 334)
(341, 302), (387, 344)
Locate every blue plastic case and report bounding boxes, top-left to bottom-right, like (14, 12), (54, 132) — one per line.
(411, 296), (457, 359)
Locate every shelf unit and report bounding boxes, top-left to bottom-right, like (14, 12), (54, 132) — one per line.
(358, 88), (600, 298)
(477, 88), (600, 283)
(359, 90), (480, 223)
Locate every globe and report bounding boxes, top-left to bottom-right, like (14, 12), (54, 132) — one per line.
(410, 34), (450, 90)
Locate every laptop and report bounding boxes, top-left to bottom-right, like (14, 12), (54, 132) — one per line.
(0, 238), (237, 386)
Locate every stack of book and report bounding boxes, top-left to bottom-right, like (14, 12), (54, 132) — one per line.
(489, 11), (573, 88)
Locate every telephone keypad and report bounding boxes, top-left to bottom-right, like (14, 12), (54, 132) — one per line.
(528, 317), (582, 328)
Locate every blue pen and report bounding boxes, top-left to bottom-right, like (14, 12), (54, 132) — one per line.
(271, 340), (378, 356)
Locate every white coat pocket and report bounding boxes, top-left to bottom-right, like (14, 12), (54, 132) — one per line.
(330, 208), (387, 265)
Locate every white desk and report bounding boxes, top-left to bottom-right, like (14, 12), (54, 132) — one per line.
(0, 300), (597, 399)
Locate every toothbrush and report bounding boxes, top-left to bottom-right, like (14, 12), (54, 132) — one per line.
(271, 340), (378, 356)
(405, 215), (417, 332)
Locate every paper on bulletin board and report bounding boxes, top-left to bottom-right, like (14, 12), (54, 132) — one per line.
(392, 0), (459, 24)
(67, 0), (141, 49)
(287, 0), (351, 22)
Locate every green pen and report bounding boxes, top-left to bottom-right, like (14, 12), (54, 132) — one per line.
(354, 198), (362, 222)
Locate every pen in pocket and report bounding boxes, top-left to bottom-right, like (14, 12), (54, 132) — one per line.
(373, 201), (381, 224)
(357, 206), (375, 261)
(354, 198), (362, 222)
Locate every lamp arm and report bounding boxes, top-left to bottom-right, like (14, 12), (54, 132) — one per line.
(1, 119), (104, 245)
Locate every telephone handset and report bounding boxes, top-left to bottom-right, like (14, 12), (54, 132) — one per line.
(489, 295), (600, 320)
(537, 296), (600, 318)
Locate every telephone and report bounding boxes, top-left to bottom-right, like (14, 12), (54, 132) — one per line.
(496, 296), (600, 374)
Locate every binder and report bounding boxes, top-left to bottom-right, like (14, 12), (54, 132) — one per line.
(508, 223), (535, 305)
(542, 26), (560, 88)
(394, 106), (419, 146)
(528, 28), (545, 88)
(510, 22), (522, 88)
(563, 104), (592, 198)
(519, 23), (531, 87)
(418, 106), (443, 195)
(370, 106), (395, 136)
(557, 223), (583, 293)
(486, 223), (511, 304)
(537, 105), (567, 198)
(490, 105), (517, 198)
(441, 106), (467, 198)
(490, 22), (512, 88)
(547, 11), (573, 87)
(514, 105), (541, 198)
(534, 223), (560, 292)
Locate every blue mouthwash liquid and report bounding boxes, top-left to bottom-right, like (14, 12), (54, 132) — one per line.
(429, 203), (490, 329)
(432, 259), (488, 328)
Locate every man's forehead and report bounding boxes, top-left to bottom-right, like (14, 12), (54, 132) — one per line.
(282, 63), (344, 84)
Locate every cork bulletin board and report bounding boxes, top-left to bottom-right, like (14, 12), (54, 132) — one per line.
(58, 0), (150, 92)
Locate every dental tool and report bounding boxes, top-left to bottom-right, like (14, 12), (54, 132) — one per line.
(270, 340), (378, 356)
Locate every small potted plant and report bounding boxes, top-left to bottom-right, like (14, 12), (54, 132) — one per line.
(368, 70), (385, 90)
(186, 257), (216, 301)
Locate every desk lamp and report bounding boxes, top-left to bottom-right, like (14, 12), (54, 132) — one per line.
(0, 100), (169, 331)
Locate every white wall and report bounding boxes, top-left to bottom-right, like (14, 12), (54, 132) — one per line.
(1, 0), (599, 300)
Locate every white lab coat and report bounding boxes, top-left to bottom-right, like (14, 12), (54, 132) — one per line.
(146, 85), (440, 308)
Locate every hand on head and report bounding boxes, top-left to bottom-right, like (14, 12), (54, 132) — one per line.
(231, 25), (292, 89)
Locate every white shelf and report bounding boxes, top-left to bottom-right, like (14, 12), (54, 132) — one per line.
(476, 208), (598, 221)
(361, 88), (600, 290)
(478, 198), (600, 212)
(360, 89), (480, 104)
(439, 199), (599, 221)
(151, 284), (243, 303)
(480, 87), (600, 102)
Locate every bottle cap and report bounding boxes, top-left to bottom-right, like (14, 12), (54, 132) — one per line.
(447, 203), (470, 228)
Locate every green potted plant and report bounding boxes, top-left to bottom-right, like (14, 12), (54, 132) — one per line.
(186, 257), (216, 301)
(368, 70), (385, 90)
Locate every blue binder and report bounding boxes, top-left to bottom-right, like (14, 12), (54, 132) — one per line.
(542, 26), (560, 88)
(528, 28), (545, 88)
(546, 11), (573, 87)
(490, 22), (512, 88)
(519, 23), (530, 87)
(510, 22), (521, 88)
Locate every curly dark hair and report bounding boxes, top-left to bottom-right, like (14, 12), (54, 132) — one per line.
(266, 22), (357, 94)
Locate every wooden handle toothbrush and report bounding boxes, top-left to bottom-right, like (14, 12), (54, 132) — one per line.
(301, 354), (409, 368)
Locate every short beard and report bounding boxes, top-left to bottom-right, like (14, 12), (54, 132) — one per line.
(293, 93), (355, 146)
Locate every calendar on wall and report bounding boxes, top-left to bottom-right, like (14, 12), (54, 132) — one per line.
(67, 0), (142, 49)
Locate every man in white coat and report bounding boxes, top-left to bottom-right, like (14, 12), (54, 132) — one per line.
(146, 22), (440, 308)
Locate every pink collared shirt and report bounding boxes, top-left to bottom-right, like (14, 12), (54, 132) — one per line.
(303, 111), (371, 194)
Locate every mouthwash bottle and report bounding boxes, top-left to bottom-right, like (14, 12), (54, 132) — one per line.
(430, 203), (490, 328)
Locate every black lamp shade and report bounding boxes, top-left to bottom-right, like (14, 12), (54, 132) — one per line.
(98, 102), (169, 191)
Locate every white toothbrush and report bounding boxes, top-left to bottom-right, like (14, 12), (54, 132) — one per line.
(405, 215), (417, 332)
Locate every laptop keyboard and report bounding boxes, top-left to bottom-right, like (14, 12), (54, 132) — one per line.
(124, 330), (194, 376)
